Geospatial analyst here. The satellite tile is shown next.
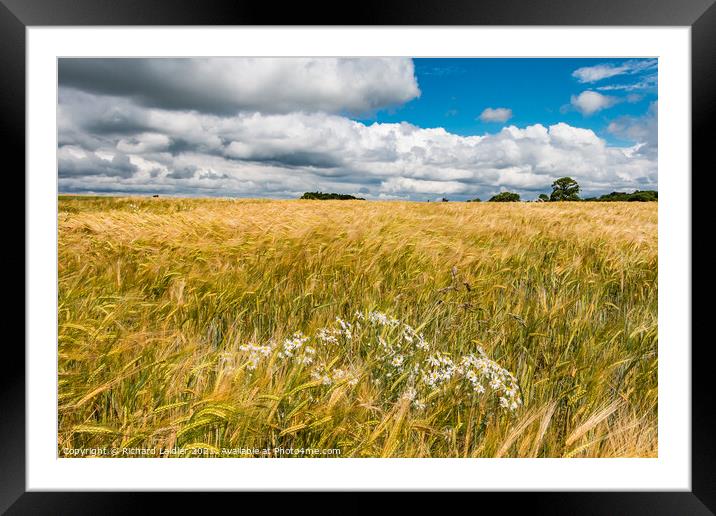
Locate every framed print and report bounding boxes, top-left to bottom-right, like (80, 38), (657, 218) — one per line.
(4, 0), (713, 510)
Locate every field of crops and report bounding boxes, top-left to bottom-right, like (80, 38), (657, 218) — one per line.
(57, 196), (657, 458)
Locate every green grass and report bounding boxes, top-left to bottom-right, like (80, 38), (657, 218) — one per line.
(58, 196), (657, 457)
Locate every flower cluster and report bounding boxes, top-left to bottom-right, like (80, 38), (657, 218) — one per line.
(277, 331), (310, 359)
(235, 310), (522, 414)
(367, 311), (400, 327)
(360, 312), (521, 411)
(238, 342), (273, 370)
(457, 350), (522, 411)
(316, 327), (340, 345)
(422, 352), (457, 388)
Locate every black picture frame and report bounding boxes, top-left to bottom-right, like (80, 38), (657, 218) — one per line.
(3, 0), (711, 511)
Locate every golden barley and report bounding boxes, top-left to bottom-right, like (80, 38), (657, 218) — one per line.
(57, 196), (657, 458)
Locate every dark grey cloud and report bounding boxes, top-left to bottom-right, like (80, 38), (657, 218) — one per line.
(59, 58), (420, 116)
(58, 150), (138, 178)
(167, 138), (200, 156)
(84, 113), (151, 136)
(58, 89), (152, 139)
(166, 165), (199, 179)
(228, 151), (344, 170)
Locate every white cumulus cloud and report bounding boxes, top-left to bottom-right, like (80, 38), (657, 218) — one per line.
(58, 91), (656, 200)
(479, 107), (513, 123)
(570, 91), (619, 116)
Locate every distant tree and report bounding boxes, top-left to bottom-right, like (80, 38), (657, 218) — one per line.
(587, 190), (658, 202)
(593, 191), (630, 202)
(602, 192), (629, 201)
(627, 190), (658, 202)
(538, 194), (550, 202)
(466, 197), (482, 202)
(489, 192), (521, 202)
(300, 191), (365, 200)
(441, 197), (449, 202)
(550, 177), (581, 201)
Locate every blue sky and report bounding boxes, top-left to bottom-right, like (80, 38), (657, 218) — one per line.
(58, 57), (657, 200)
(358, 58), (657, 147)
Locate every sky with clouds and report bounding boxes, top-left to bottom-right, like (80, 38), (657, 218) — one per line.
(57, 57), (657, 201)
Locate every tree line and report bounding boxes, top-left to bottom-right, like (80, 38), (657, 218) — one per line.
(300, 178), (657, 203)
(300, 191), (365, 200)
(465, 177), (657, 203)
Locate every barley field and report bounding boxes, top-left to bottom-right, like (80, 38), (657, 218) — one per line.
(57, 196), (657, 458)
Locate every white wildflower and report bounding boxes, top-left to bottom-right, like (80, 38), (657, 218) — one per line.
(415, 333), (430, 350)
(332, 368), (359, 386)
(335, 318), (353, 339)
(311, 369), (333, 385)
(421, 352), (456, 389)
(402, 325), (415, 343)
(401, 387), (417, 401)
(412, 399), (427, 411)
